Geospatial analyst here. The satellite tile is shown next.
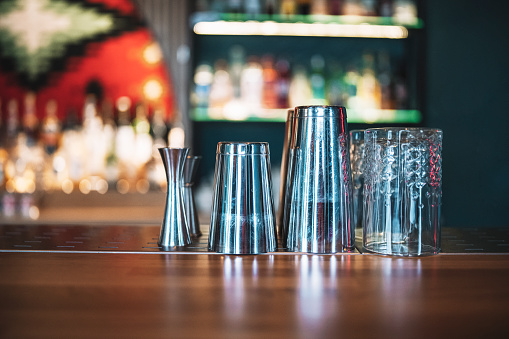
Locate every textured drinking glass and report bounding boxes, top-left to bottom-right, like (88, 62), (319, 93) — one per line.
(277, 109), (294, 248)
(284, 106), (354, 253)
(350, 129), (365, 240)
(363, 128), (443, 256)
(209, 142), (277, 254)
(158, 147), (191, 248)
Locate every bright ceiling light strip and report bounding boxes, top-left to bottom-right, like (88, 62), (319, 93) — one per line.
(194, 21), (408, 39)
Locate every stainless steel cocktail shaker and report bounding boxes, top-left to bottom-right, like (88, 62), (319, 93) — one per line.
(282, 106), (354, 253)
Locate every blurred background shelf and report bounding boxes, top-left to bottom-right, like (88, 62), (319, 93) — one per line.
(191, 13), (422, 38)
(191, 12), (424, 29)
(191, 107), (422, 123)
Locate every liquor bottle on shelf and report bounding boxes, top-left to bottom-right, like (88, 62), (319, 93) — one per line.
(101, 99), (116, 154)
(150, 106), (170, 149)
(132, 102), (153, 193)
(228, 0), (243, 13)
(262, 54), (279, 109)
(377, 51), (394, 109)
(12, 128), (42, 218)
(211, 0), (227, 12)
(229, 45), (245, 101)
(393, 0), (417, 24)
(326, 62), (348, 106)
(147, 106), (169, 189)
(21, 94), (44, 199)
(280, 0), (297, 16)
(264, 0), (278, 15)
(1, 100), (15, 207)
(311, 0), (328, 15)
(22, 92), (39, 147)
(288, 65), (312, 108)
(275, 58), (291, 109)
(192, 63), (214, 110)
(209, 59), (234, 118)
(82, 95), (107, 180)
(342, 0), (364, 16)
(5, 99), (20, 144)
(310, 54), (327, 105)
(240, 56), (264, 115)
(343, 63), (361, 109)
(101, 99), (118, 187)
(60, 108), (85, 193)
(296, 0), (311, 15)
(245, 0), (261, 18)
(329, 0), (342, 15)
(394, 73), (408, 109)
(361, 0), (377, 15)
(40, 99), (61, 156)
(361, 52), (382, 109)
(115, 96), (136, 193)
(4, 115), (42, 215)
(379, 0), (393, 17)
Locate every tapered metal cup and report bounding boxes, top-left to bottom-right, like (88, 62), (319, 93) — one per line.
(277, 109), (294, 248)
(284, 106), (354, 253)
(183, 155), (202, 237)
(158, 147), (191, 248)
(209, 142), (277, 254)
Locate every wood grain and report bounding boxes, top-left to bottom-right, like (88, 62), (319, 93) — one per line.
(1, 253), (508, 338)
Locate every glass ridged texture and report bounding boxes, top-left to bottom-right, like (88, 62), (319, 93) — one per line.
(209, 142), (276, 254)
(350, 129), (365, 238)
(362, 128), (443, 256)
(284, 106), (354, 253)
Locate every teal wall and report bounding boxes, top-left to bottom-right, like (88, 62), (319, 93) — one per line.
(425, 0), (509, 227)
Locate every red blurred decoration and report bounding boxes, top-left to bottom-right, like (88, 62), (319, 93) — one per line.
(0, 0), (175, 121)
(87, 0), (137, 16)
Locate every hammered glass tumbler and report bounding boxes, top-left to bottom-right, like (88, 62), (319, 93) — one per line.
(363, 128), (443, 256)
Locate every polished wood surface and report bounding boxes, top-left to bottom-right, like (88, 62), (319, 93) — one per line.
(1, 252), (509, 338)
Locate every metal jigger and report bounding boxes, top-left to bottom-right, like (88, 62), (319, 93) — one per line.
(283, 106), (354, 253)
(183, 155), (202, 237)
(158, 147), (191, 248)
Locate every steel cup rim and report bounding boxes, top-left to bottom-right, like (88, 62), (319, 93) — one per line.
(364, 127), (443, 134)
(294, 105), (347, 118)
(216, 141), (270, 155)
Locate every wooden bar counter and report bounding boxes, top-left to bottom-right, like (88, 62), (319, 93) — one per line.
(1, 248), (509, 338)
